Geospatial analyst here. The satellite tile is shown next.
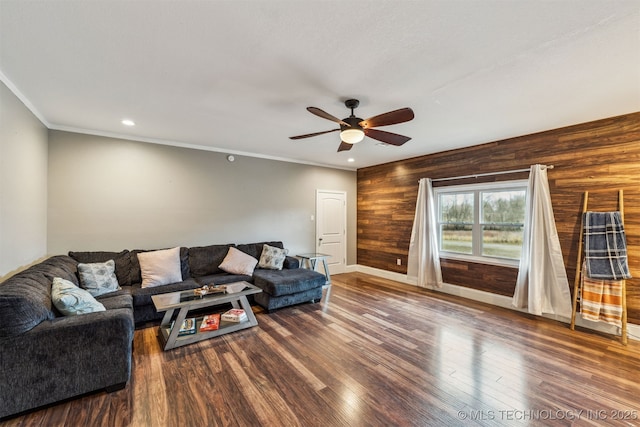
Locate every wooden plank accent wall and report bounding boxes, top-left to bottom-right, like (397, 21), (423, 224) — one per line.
(357, 112), (640, 323)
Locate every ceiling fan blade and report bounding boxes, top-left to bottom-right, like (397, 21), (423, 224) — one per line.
(289, 128), (339, 140)
(337, 141), (353, 152)
(359, 108), (414, 129)
(364, 128), (411, 146)
(307, 107), (350, 126)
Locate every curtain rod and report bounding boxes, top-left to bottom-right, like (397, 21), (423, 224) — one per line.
(429, 165), (554, 183)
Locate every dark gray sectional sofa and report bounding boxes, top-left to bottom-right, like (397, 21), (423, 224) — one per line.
(0, 255), (134, 420)
(0, 241), (325, 419)
(67, 241), (326, 323)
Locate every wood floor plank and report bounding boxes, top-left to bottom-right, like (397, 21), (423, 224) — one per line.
(256, 330), (327, 392)
(3, 272), (640, 426)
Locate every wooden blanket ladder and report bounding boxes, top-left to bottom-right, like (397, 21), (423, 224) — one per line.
(570, 190), (627, 345)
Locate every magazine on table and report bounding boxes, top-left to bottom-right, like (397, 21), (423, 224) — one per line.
(170, 318), (197, 336)
(200, 313), (221, 331)
(221, 308), (247, 322)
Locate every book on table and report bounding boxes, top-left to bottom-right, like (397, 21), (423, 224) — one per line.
(221, 308), (247, 323)
(200, 313), (221, 331)
(170, 318), (197, 336)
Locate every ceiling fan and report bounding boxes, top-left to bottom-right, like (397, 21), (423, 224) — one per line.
(289, 99), (415, 152)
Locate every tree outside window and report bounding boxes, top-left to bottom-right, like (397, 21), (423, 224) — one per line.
(436, 181), (527, 265)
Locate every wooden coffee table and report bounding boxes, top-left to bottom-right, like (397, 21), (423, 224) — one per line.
(151, 281), (262, 350)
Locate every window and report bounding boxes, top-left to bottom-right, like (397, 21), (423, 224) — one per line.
(435, 180), (527, 266)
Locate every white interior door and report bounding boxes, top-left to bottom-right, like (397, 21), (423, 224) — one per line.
(316, 190), (346, 275)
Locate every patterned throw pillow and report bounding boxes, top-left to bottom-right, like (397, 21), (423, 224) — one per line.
(219, 247), (258, 275)
(137, 247), (183, 288)
(258, 244), (289, 270)
(52, 277), (106, 316)
(77, 260), (121, 297)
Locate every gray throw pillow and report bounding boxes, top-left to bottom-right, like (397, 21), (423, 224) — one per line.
(258, 244), (289, 270)
(52, 277), (106, 316)
(77, 260), (121, 297)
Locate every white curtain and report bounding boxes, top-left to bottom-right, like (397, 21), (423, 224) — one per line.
(407, 178), (443, 288)
(512, 165), (572, 317)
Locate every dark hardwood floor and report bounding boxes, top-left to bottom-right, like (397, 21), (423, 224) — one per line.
(4, 272), (640, 426)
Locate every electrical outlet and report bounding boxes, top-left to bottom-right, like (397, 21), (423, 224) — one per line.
(397, 258), (401, 266)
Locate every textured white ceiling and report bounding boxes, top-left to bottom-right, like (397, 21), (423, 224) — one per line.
(1, 1), (639, 170)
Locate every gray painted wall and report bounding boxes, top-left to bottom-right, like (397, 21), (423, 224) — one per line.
(0, 81), (48, 278)
(48, 131), (357, 263)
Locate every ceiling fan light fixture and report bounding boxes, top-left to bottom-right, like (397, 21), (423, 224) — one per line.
(290, 99), (414, 152)
(340, 128), (365, 144)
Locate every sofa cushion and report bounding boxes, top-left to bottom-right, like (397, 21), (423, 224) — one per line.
(130, 278), (201, 307)
(195, 273), (253, 287)
(138, 247), (183, 288)
(32, 256), (79, 285)
(52, 277), (106, 316)
(252, 268), (326, 297)
(129, 250), (144, 284)
(178, 247), (191, 280)
(219, 247), (258, 275)
(188, 244), (235, 276)
(237, 241), (283, 260)
(283, 256), (300, 269)
(97, 293), (134, 311)
(0, 271), (55, 337)
(77, 260), (121, 297)
(68, 250), (132, 286)
(254, 286), (323, 311)
(258, 244), (289, 270)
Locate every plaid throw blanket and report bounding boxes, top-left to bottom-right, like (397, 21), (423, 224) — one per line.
(581, 264), (623, 327)
(583, 211), (631, 280)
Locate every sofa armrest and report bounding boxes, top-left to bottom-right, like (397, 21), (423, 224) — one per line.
(0, 308), (134, 418)
(283, 256), (300, 269)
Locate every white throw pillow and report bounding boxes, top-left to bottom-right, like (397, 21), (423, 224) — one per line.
(138, 247), (183, 288)
(52, 277), (106, 316)
(219, 247), (258, 275)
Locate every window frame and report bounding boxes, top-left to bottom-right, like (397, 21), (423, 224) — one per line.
(434, 179), (528, 268)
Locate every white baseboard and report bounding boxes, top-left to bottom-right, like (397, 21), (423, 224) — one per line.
(348, 264), (639, 342)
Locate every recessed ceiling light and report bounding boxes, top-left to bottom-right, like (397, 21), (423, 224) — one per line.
(121, 119), (135, 126)
(347, 158), (355, 163)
